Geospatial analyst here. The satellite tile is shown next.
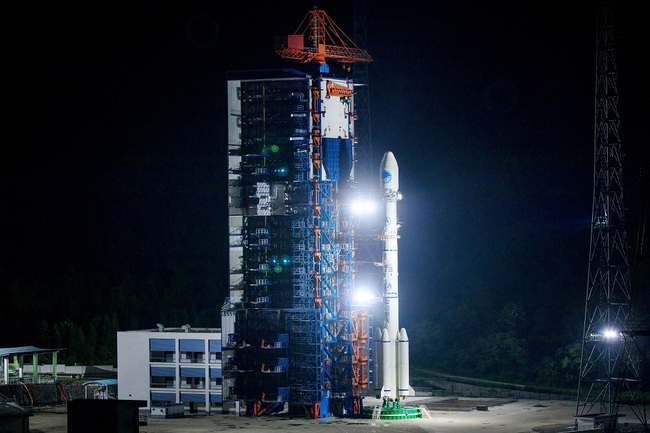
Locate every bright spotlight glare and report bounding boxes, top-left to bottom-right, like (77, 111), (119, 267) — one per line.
(352, 289), (375, 305)
(603, 329), (620, 340)
(351, 199), (377, 214)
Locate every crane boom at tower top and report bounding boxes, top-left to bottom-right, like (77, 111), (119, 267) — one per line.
(275, 7), (373, 71)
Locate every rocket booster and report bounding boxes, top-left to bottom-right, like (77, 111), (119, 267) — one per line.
(376, 151), (414, 402)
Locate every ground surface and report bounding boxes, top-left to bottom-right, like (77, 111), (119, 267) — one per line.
(28, 396), (585, 433)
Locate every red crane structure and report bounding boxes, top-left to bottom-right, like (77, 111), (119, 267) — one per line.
(275, 7), (373, 72)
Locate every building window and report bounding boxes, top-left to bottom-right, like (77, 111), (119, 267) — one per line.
(180, 393), (206, 411)
(209, 339), (222, 364)
(180, 351), (205, 363)
(210, 393), (223, 406)
(180, 376), (205, 389)
(150, 351), (175, 363)
(151, 376), (176, 389)
(209, 377), (222, 390)
(151, 392), (176, 405)
(180, 367), (205, 389)
(209, 367), (222, 390)
(179, 339), (205, 363)
(150, 338), (175, 363)
(150, 366), (176, 388)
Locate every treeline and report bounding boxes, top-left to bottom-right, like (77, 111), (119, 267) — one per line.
(406, 301), (583, 389)
(2, 260), (647, 390)
(0, 260), (225, 366)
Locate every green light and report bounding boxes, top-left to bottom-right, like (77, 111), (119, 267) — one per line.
(274, 265), (283, 273)
(271, 144), (280, 153)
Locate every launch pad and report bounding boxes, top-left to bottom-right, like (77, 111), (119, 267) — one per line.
(365, 402), (424, 420)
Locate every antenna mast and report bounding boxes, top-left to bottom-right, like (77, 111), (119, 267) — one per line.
(575, 2), (647, 430)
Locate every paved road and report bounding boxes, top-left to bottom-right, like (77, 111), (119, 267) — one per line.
(28, 397), (581, 433)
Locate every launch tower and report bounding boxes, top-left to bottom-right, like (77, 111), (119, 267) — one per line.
(221, 67), (367, 417)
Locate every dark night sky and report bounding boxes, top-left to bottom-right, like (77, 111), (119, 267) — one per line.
(3, 2), (649, 331)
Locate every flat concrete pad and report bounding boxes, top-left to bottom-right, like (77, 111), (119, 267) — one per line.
(28, 397), (588, 433)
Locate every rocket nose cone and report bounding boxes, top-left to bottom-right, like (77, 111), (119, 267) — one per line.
(380, 151), (397, 169)
(381, 328), (390, 342)
(399, 328), (408, 340)
(380, 151), (399, 192)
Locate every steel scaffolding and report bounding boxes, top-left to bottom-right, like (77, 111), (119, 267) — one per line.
(223, 70), (365, 417)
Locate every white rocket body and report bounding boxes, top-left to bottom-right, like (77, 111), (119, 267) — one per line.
(398, 328), (411, 397)
(377, 151), (414, 401)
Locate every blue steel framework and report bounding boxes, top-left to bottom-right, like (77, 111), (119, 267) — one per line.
(223, 70), (365, 418)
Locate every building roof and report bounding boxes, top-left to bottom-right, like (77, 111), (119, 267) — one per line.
(0, 400), (31, 418)
(119, 327), (220, 334)
(82, 379), (118, 387)
(0, 346), (63, 357)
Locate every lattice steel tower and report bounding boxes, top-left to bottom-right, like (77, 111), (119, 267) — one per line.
(352, 0), (373, 189)
(575, 1), (646, 429)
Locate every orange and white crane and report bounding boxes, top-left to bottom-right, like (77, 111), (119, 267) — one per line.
(275, 7), (373, 72)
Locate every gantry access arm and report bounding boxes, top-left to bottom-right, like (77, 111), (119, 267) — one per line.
(275, 7), (373, 71)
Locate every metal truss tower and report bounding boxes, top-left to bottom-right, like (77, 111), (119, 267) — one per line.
(352, 0), (373, 189)
(575, 2), (646, 430)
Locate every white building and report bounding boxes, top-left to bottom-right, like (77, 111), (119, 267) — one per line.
(117, 326), (222, 413)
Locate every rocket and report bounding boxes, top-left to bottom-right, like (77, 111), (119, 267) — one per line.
(375, 151), (414, 404)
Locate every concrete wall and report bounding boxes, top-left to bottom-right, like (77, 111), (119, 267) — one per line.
(117, 331), (151, 404)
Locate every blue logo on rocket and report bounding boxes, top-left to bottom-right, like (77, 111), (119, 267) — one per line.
(383, 170), (392, 184)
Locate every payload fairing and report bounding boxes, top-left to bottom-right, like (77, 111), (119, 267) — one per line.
(375, 151), (414, 404)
